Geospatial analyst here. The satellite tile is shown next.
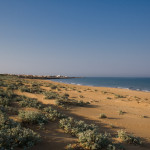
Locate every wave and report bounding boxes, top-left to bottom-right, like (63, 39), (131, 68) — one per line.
(50, 77), (150, 92)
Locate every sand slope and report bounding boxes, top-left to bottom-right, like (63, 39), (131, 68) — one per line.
(15, 79), (150, 150)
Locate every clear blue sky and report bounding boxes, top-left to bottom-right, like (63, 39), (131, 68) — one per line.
(0, 0), (150, 77)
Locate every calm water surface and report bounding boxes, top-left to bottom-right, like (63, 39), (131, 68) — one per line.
(50, 77), (150, 92)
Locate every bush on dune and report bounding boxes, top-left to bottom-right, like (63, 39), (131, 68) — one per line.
(18, 97), (44, 109)
(0, 89), (16, 106)
(18, 110), (48, 125)
(117, 130), (142, 145)
(59, 117), (97, 137)
(44, 91), (59, 99)
(0, 111), (40, 149)
(19, 85), (43, 94)
(43, 106), (66, 121)
(56, 98), (89, 107)
(78, 130), (111, 150)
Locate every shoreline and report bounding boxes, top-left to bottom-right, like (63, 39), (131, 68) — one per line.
(1, 75), (150, 150)
(47, 79), (150, 93)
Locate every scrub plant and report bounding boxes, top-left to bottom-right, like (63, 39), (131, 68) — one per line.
(18, 110), (48, 125)
(117, 130), (142, 145)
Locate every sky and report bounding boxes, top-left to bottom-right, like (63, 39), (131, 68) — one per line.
(0, 0), (150, 77)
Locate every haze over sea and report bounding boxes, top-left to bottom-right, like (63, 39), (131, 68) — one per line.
(50, 77), (150, 92)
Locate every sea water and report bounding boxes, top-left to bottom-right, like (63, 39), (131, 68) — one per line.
(50, 77), (150, 92)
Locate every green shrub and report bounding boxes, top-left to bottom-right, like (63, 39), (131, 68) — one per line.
(63, 93), (70, 99)
(117, 130), (142, 145)
(0, 106), (18, 115)
(0, 97), (11, 106)
(99, 114), (107, 119)
(51, 85), (57, 89)
(0, 125), (40, 149)
(19, 97), (43, 109)
(0, 89), (16, 106)
(56, 98), (89, 107)
(44, 91), (59, 99)
(6, 83), (21, 90)
(65, 143), (81, 150)
(115, 95), (126, 98)
(19, 85), (43, 94)
(18, 110), (48, 125)
(119, 110), (126, 115)
(78, 130), (111, 150)
(43, 106), (66, 121)
(0, 112), (18, 130)
(0, 111), (41, 149)
(59, 117), (97, 137)
(0, 80), (5, 87)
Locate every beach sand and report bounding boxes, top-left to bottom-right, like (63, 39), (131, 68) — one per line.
(15, 79), (150, 150)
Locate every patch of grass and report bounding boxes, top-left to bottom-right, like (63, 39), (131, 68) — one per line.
(0, 89), (16, 106)
(51, 85), (57, 89)
(101, 91), (108, 94)
(107, 97), (112, 100)
(117, 130), (142, 145)
(115, 95), (126, 98)
(56, 98), (89, 107)
(19, 85), (43, 94)
(44, 91), (59, 99)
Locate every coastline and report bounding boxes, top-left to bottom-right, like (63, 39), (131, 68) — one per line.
(1, 75), (150, 150)
(47, 79), (150, 93)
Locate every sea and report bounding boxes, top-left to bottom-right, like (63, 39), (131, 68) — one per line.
(50, 77), (150, 92)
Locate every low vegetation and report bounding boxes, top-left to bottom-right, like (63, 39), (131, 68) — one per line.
(59, 117), (97, 137)
(115, 94), (126, 99)
(44, 91), (59, 99)
(19, 110), (48, 125)
(78, 130), (112, 150)
(119, 110), (126, 115)
(19, 85), (44, 94)
(0, 89), (16, 106)
(51, 85), (57, 89)
(117, 130), (142, 145)
(0, 111), (40, 149)
(19, 96), (44, 109)
(0, 74), (144, 150)
(56, 98), (89, 107)
(99, 113), (107, 119)
(43, 106), (66, 121)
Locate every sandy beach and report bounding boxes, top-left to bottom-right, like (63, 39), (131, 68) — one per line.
(1, 76), (150, 150)
(23, 79), (150, 150)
